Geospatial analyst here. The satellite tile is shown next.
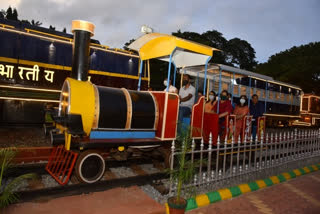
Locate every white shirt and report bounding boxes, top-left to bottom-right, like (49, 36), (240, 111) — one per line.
(164, 85), (178, 93)
(179, 84), (195, 109)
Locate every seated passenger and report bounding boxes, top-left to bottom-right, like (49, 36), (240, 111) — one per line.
(214, 90), (233, 118)
(234, 95), (249, 141)
(205, 91), (217, 113)
(250, 94), (265, 140)
(178, 74), (195, 121)
(213, 90), (233, 139)
(197, 90), (203, 100)
(163, 77), (178, 93)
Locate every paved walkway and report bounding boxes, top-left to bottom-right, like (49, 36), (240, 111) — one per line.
(188, 171), (320, 214)
(4, 186), (165, 214)
(4, 171), (320, 214)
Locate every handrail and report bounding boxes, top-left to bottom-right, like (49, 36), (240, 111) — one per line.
(25, 28), (73, 42)
(0, 24), (15, 29)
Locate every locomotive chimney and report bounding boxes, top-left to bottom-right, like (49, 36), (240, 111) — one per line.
(71, 20), (95, 81)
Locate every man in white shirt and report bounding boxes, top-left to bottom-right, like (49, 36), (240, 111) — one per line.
(178, 74), (195, 121)
(163, 78), (178, 93)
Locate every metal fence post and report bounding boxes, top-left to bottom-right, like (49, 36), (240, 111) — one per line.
(215, 136), (220, 182)
(222, 135), (228, 178)
(169, 140), (175, 195)
(207, 133), (213, 182)
(199, 137), (204, 185)
(229, 135), (235, 176)
(259, 131), (264, 170)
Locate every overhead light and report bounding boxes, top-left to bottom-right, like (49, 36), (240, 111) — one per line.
(49, 42), (55, 49)
(141, 25), (153, 34)
(129, 58), (133, 63)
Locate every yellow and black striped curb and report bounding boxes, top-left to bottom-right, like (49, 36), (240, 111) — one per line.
(165, 163), (320, 212)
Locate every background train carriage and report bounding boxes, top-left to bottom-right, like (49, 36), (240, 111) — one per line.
(179, 64), (303, 127)
(0, 19), (148, 125)
(295, 94), (320, 127)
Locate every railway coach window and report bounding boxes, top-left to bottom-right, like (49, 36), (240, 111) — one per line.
(236, 77), (250, 86)
(255, 79), (266, 90)
(282, 86), (289, 94)
(310, 97), (320, 114)
(268, 83), (280, 92)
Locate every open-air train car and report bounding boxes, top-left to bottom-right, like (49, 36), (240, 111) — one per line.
(179, 64), (303, 127)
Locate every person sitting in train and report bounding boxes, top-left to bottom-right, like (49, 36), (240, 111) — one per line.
(197, 90), (203, 102)
(250, 94), (265, 140)
(234, 95), (249, 141)
(205, 91), (217, 113)
(178, 74), (195, 121)
(163, 77), (178, 93)
(214, 90), (233, 139)
(214, 90), (233, 118)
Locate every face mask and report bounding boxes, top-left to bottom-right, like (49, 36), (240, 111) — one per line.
(209, 95), (214, 101)
(163, 80), (168, 87)
(221, 95), (227, 101)
(240, 98), (246, 104)
(182, 80), (188, 86)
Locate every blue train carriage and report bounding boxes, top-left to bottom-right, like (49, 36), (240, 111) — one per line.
(0, 19), (146, 125)
(180, 64), (302, 128)
(47, 20), (218, 184)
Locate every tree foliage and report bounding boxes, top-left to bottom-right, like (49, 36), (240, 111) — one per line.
(49, 25), (56, 31)
(12, 8), (18, 21)
(31, 19), (42, 27)
(0, 10), (6, 19)
(172, 30), (257, 70)
(5, 6), (13, 20)
(123, 39), (136, 51)
(225, 38), (257, 70)
(0, 6), (68, 30)
(123, 29), (257, 71)
(123, 29), (258, 90)
(255, 42), (320, 94)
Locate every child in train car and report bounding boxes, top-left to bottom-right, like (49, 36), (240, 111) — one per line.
(178, 74), (195, 122)
(214, 90), (233, 140)
(197, 90), (203, 102)
(163, 77), (178, 93)
(234, 95), (249, 141)
(250, 94), (265, 140)
(205, 91), (217, 113)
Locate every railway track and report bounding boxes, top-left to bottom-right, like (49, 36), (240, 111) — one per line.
(8, 159), (169, 203)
